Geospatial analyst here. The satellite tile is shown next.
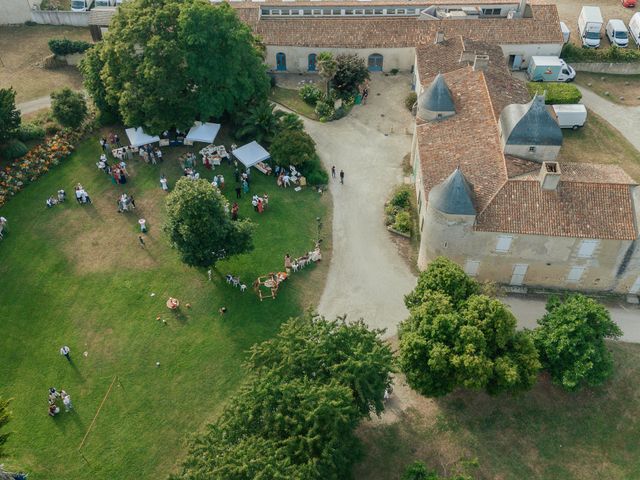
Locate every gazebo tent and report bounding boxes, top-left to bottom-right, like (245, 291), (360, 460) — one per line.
(185, 121), (221, 144)
(125, 127), (160, 148)
(232, 141), (270, 168)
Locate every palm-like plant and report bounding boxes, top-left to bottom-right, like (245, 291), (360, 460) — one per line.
(278, 112), (304, 132)
(236, 101), (284, 145)
(317, 52), (337, 95)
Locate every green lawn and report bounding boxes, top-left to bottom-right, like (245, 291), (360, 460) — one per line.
(0, 128), (330, 479)
(354, 342), (640, 480)
(574, 72), (640, 107)
(270, 86), (319, 120)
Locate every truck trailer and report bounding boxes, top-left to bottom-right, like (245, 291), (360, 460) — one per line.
(578, 6), (603, 48)
(526, 56), (576, 82)
(552, 104), (587, 130)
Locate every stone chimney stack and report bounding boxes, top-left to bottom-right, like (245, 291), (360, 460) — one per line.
(539, 161), (561, 191)
(435, 31), (445, 44)
(473, 54), (490, 71)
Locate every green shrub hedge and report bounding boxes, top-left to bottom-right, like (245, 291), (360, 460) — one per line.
(17, 123), (46, 142)
(299, 84), (322, 106)
(1, 139), (28, 160)
(561, 43), (640, 63)
(48, 38), (91, 56)
(527, 82), (582, 104)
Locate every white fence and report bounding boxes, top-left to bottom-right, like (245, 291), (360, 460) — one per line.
(31, 10), (89, 27)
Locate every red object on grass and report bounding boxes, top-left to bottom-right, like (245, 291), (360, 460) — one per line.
(622, 0), (636, 8)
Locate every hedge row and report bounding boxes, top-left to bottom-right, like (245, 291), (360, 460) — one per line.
(48, 38), (91, 56)
(527, 82), (582, 104)
(561, 43), (640, 63)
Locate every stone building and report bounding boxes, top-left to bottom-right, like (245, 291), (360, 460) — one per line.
(411, 35), (640, 295)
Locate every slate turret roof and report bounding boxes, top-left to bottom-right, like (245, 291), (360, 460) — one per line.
(429, 167), (476, 215)
(416, 73), (455, 121)
(499, 94), (563, 147)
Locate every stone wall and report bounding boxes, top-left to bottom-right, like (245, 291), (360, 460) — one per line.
(572, 62), (640, 75)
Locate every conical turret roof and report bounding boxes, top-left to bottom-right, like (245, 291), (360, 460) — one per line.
(429, 168), (476, 215)
(499, 94), (563, 146)
(417, 73), (455, 120)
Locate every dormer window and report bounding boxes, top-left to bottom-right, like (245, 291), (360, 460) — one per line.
(529, 146), (536, 152)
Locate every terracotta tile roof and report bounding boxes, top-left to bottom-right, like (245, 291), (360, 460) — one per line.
(417, 67), (507, 212)
(236, 4), (564, 47)
(515, 162), (638, 184)
(416, 36), (529, 116)
(505, 155), (539, 178)
(475, 180), (638, 240)
(89, 7), (117, 26)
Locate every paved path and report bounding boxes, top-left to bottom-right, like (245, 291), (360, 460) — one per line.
(504, 295), (640, 343)
(16, 95), (52, 115)
(577, 85), (640, 151)
(303, 74), (418, 337)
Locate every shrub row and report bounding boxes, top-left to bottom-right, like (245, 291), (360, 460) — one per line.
(48, 38), (91, 56)
(527, 82), (582, 104)
(561, 43), (640, 63)
(385, 185), (414, 235)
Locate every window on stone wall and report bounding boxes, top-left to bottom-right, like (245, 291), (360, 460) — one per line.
(577, 239), (599, 258)
(495, 235), (513, 253)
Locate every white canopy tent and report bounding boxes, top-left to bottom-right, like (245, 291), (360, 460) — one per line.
(125, 127), (160, 148)
(232, 141), (270, 168)
(185, 121), (221, 144)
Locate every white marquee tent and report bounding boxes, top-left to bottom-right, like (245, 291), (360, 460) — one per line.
(232, 141), (270, 168)
(185, 121), (221, 144)
(125, 127), (160, 148)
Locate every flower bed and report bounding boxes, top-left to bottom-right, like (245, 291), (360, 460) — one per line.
(0, 132), (76, 208)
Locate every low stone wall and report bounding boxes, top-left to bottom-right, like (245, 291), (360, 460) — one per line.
(31, 10), (89, 27)
(572, 62), (640, 75)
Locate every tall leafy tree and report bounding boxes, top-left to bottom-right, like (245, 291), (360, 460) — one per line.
(163, 178), (253, 267)
(81, 0), (269, 134)
(405, 257), (479, 310)
(79, 43), (120, 124)
(0, 88), (20, 144)
(399, 292), (540, 397)
(270, 129), (316, 168)
(50, 88), (88, 129)
(333, 53), (370, 99)
(247, 313), (394, 417)
(317, 52), (337, 95)
(533, 294), (622, 391)
(235, 101), (284, 145)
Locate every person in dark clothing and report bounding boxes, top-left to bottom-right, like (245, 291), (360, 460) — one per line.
(235, 185), (242, 199)
(340, 170), (345, 184)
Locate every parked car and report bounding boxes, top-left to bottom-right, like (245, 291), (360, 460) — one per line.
(578, 6), (603, 48)
(95, 0), (115, 6)
(70, 0), (94, 11)
(606, 19), (630, 47)
(527, 56), (576, 82)
(552, 104), (587, 130)
(560, 21), (571, 44)
(630, 12), (640, 46)
(622, 0), (636, 9)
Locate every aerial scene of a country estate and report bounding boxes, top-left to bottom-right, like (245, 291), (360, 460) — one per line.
(2, 0), (640, 477)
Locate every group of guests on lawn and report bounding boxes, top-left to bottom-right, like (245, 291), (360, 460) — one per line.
(48, 386), (73, 417)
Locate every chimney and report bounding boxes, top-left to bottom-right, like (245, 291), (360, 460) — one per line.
(434, 31), (445, 44)
(539, 161), (561, 191)
(473, 54), (490, 71)
(459, 50), (475, 63)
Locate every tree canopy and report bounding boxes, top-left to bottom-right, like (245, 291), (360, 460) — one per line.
(270, 129), (316, 168)
(51, 88), (88, 129)
(235, 101), (283, 145)
(405, 257), (480, 310)
(173, 314), (394, 479)
(81, 0), (269, 134)
(163, 178), (253, 267)
(333, 54), (370, 99)
(317, 52), (337, 95)
(400, 269), (540, 397)
(0, 88), (20, 144)
(533, 294), (622, 391)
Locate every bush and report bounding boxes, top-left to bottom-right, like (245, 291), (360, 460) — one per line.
(527, 82), (582, 104)
(299, 84), (322, 106)
(390, 68), (399, 75)
(393, 211), (412, 234)
(1, 139), (28, 160)
(51, 88), (87, 129)
(301, 154), (329, 186)
(315, 100), (335, 122)
(48, 38), (92, 57)
(561, 43), (640, 63)
(270, 129), (316, 168)
(391, 186), (411, 209)
(405, 92), (417, 111)
(17, 123), (46, 142)
(44, 122), (62, 136)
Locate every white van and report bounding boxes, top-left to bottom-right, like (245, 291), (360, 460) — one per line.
(630, 12), (640, 47)
(606, 19), (629, 47)
(70, 0), (94, 11)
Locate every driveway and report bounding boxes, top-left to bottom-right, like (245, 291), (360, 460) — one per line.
(303, 73), (418, 337)
(577, 85), (640, 152)
(16, 95), (52, 116)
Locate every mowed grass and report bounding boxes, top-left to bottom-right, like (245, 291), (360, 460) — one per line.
(0, 25), (91, 103)
(354, 342), (640, 480)
(558, 109), (640, 181)
(0, 129), (330, 479)
(574, 72), (640, 106)
(270, 86), (319, 120)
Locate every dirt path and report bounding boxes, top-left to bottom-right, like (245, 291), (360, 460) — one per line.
(17, 95), (52, 115)
(302, 74), (418, 337)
